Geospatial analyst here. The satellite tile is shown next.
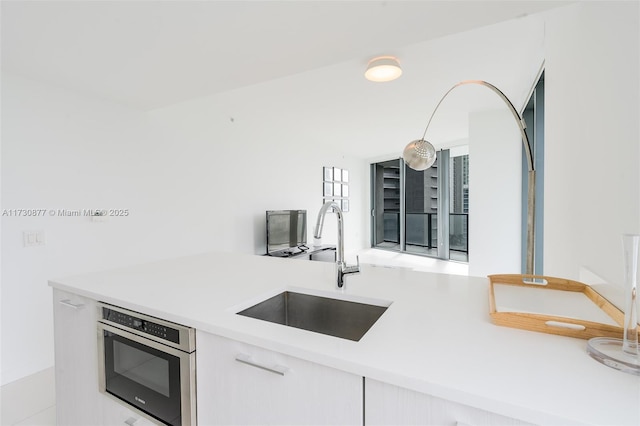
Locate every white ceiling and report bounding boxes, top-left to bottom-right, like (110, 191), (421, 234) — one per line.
(1, 0), (570, 111)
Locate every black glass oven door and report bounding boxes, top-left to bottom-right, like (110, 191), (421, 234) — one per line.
(102, 328), (184, 426)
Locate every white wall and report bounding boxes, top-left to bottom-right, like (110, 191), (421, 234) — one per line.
(468, 109), (521, 277)
(1, 74), (154, 384)
(543, 1), (640, 286)
(145, 72), (371, 257)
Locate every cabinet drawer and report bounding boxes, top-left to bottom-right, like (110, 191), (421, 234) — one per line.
(100, 394), (158, 426)
(197, 331), (362, 425)
(365, 379), (533, 426)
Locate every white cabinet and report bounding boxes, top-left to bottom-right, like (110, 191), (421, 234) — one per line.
(196, 331), (363, 425)
(364, 379), (533, 426)
(52, 288), (101, 425)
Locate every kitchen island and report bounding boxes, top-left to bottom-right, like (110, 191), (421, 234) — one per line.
(49, 251), (640, 425)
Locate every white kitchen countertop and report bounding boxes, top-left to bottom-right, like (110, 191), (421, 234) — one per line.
(49, 251), (640, 426)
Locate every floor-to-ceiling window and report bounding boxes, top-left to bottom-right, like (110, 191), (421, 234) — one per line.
(371, 159), (402, 250)
(371, 149), (469, 262)
(449, 147), (469, 262)
(404, 158), (438, 256)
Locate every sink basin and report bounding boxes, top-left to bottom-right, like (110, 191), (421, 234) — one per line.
(236, 291), (389, 341)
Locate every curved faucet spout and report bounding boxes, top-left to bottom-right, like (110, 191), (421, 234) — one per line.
(314, 201), (343, 259)
(314, 201), (359, 289)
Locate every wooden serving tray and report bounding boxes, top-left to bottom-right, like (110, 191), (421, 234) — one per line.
(488, 274), (636, 340)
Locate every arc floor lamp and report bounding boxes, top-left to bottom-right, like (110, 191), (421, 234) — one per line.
(402, 80), (536, 275)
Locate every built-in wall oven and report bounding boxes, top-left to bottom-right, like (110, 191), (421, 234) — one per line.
(97, 302), (196, 426)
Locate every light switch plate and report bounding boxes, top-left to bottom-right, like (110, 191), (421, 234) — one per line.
(23, 230), (45, 247)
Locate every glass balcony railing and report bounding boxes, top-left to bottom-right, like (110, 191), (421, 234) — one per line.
(406, 212), (437, 249)
(404, 212), (468, 256)
(449, 213), (469, 253)
(376, 211), (468, 261)
(382, 211), (400, 244)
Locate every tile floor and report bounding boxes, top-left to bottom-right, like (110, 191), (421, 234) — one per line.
(1, 367), (56, 426)
(372, 242), (469, 263)
(0, 248), (466, 425)
(357, 247), (469, 276)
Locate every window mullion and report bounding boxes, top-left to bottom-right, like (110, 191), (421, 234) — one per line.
(437, 150), (451, 259)
(399, 158), (406, 251)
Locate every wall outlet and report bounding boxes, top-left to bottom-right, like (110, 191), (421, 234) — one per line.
(23, 230), (45, 247)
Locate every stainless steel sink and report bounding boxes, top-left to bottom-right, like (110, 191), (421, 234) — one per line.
(236, 291), (389, 341)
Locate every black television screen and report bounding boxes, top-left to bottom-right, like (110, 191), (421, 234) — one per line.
(266, 210), (307, 254)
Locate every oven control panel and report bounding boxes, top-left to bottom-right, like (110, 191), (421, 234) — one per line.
(102, 306), (180, 344)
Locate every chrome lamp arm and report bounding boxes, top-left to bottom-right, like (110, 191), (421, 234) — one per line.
(402, 80), (536, 275)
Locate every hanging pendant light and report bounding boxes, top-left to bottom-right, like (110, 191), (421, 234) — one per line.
(402, 139), (437, 171)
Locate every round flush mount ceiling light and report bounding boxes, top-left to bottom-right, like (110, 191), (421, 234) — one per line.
(364, 56), (402, 82)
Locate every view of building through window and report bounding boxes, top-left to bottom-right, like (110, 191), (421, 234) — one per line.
(371, 150), (469, 262)
(449, 154), (469, 261)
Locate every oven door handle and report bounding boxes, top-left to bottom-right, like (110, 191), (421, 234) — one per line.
(235, 353), (289, 376)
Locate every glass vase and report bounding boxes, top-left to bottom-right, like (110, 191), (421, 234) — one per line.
(586, 234), (640, 375)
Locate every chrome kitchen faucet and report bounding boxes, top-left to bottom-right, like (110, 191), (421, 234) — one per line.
(314, 201), (360, 289)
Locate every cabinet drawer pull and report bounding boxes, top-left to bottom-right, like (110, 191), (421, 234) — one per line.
(59, 299), (84, 309)
(235, 353), (289, 376)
